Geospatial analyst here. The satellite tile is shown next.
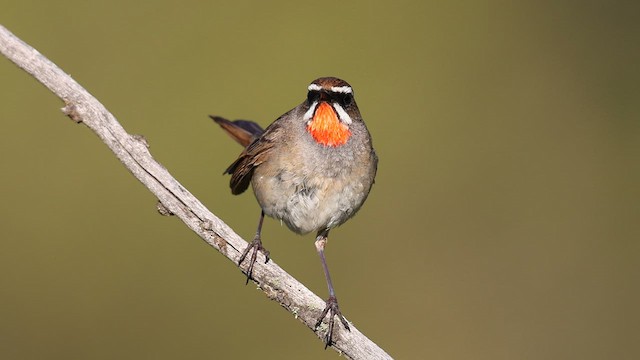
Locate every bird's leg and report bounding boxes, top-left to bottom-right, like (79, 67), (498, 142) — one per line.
(314, 229), (350, 348)
(238, 210), (270, 284)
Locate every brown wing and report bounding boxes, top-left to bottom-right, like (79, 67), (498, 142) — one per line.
(223, 121), (282, 195)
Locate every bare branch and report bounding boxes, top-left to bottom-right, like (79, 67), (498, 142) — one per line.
(0, 25), (392, 359)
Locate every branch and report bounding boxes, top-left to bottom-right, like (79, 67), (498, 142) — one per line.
(0, 25), (392, 359)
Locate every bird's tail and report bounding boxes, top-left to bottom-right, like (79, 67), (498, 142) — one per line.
(209, 115), (264, 147)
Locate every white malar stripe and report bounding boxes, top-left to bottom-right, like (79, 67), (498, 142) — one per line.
(332, 103), (353, 124)
(303, 101), (318, 122)
(330, 86), (353, 94)
(308, 84), (322, 92)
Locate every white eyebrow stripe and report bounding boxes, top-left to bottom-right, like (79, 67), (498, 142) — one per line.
(330, 86), (353, 94)
(303, 101), (318, 122)
(332, 103), (353, 124)
(307, 84), (353, 94)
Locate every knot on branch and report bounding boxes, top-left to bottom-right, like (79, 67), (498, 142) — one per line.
(62, 103), (83, 123)
(131, 134), (150, 148)
(156, 200), (174, 216)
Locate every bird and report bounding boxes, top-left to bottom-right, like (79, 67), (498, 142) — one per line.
(210, 76), (377, 347)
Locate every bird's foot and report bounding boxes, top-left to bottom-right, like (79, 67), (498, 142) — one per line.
(314, 295), (350, 349)
(237, 235), (270, 284)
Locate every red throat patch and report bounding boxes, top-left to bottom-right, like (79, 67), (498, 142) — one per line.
(306, 102), (351, 146)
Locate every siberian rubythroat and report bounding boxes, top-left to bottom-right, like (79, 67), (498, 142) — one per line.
(210, 77), (377, 347)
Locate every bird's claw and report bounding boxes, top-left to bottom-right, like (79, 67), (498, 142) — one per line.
(238, 236), (270, 284)
(315, 295), (350, 348)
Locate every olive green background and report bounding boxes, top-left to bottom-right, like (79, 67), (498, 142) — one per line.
(1, 1), (639, 359)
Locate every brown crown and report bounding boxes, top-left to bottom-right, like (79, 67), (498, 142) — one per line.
(309, 77), (352, 90)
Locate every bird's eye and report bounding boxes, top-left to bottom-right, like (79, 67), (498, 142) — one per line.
(340, 93), (353, 107)
(307, 91), (319, 103)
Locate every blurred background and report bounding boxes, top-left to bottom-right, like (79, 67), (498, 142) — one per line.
(1, 1), (639, 359)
